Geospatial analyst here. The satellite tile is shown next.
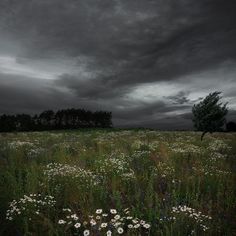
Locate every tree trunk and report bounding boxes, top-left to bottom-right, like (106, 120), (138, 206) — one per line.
(201, 131), (207, 141)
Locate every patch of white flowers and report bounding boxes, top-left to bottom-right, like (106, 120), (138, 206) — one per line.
(8, 141), (35, 150)
(131, 140), (147, 150)
(171, 205), (212, 231)
(27, 147), (45, 158)
(44, 163), (101, 186)
(96, 153), (135, 180)
(58, 208), (151, 235)
(152, 162), (175, 178)
(131, 150), (151, 158)
(170, 143), (202, 154)
(192, 165), (231, 176)
(148, 141), (160, 151)
(207, 139), (231, 153)
(6, 193), (56, 221)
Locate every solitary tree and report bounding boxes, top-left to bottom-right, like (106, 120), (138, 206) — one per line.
(192, 91), (228, 140)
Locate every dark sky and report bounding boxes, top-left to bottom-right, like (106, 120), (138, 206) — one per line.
(0, 0), (236, 129)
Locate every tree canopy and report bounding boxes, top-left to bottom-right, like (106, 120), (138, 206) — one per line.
(192, 91), (228, 140)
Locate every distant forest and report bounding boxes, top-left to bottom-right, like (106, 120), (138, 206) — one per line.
(0, 109), (112, 132)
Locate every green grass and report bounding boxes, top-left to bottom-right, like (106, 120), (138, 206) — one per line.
(0, 130), (235, 235)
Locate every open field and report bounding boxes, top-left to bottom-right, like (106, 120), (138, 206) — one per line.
(0, 130), (235, 236)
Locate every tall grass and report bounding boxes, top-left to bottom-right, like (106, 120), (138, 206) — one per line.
(0, 130), (235, 235)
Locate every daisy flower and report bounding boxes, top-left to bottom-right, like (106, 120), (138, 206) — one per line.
(96, 209), (103, 214)
(74, 222), (81, 228)
(117, 227), (124, 234)
(83, 229), (90, 236)
(110, 209), (117, 214)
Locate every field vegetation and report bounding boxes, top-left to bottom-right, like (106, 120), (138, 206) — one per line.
(0, 130), (235, 235)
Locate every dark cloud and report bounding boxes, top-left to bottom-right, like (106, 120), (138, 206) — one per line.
(0, 0), (236, 128)
(1, 1), (236, 71)
(55, 73), (132, 100)
(113, 101), (191, 120)
(0, 74), (66, 114)
(165, 91), (190, 105)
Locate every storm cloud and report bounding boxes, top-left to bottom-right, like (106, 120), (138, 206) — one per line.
(0, 0), (236, 129)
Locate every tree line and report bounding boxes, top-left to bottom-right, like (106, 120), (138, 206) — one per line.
(0, 109), (112, 132)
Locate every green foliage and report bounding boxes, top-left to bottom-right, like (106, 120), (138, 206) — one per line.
(0, 130), (235, 235)
(192, 91), (228, 140)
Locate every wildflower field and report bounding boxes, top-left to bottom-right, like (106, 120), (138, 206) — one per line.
(0, 130), (235, 236)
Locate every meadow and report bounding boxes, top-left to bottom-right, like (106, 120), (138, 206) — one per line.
(0, 130), (235, 236)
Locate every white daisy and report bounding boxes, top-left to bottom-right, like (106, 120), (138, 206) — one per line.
(74, 222), (81, 228)
(114, 214), (121, 220)
(117, 227), (124, 234)
(96, 209), (103, 214)
(143, 223), (151, 229)
(71, 214), (79, 220)
(134, 223), (140, 228)
(83, 229), (90, 236)
(58, 219), (66, 224)
(90, 219), (97, 226)
(101, 222), (108, 228)
(110, 209), (117, 214)
(140, 220), (145, 225)
(106, 230), (112, 236)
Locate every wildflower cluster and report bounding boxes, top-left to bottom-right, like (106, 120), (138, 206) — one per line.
(8, 141), (35, 149)
(209, 152), (227, 162)
(159, 215), (176, 223)
(171, 205), (212, 231)
(131, 140), (147, 150)
(192, 165), (231, 176)
(27, 147), (45, 158)
(6, 193), (56, 221)
(207, 139), (231, 153)
(58, 208), (151, 235)
(170, 143), (202, 154)
(148, 141), (160, 151)
(44, 163), (101, 186)
(207, 139), (231, 168)
(152, 162), (175, 178)
(96, 153), (135, 180)
(132, 150), (151, 157)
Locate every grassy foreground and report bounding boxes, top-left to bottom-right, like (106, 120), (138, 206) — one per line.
(0, 130), (235, 236)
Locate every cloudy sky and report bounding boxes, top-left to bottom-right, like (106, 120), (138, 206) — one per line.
(0, 0), (236, 129)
